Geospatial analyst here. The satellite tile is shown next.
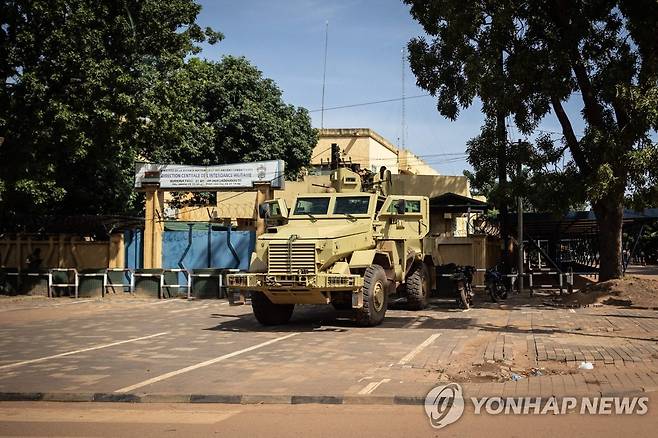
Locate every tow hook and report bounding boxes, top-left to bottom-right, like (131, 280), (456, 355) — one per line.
(265, 276), (281, 287)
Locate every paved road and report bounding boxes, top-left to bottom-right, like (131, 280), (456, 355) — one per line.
(0, 400), (656, 438)
(0, 293), (657, 400)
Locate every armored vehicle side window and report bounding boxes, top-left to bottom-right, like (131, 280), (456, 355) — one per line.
(387, 199), (421, 214)
(269, 202), (281, 216)
(333, 196), (370, 215)
(294, 197), (330, 215)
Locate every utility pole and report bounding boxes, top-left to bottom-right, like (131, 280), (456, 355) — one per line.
(517, 140), (524, 294)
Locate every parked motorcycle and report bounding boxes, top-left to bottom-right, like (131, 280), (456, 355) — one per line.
(485, 267), (509, 302)
(451, 265), (476, 309)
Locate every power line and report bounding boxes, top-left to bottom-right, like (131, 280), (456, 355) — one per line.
(328, 152), (468, 162)
(311, 146), (332, 160)
(309, 94), (431, 113)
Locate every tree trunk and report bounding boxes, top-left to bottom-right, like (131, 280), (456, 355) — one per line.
(496, 50), (512, 273)
(593, 193), (624, 282)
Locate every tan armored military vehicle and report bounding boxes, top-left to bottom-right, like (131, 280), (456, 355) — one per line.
(226, 167), (433, 326)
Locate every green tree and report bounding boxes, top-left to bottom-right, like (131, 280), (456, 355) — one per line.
(138, 56), (317, 178)
(0, 0), (221, 217)
(405, 0), (658, 280)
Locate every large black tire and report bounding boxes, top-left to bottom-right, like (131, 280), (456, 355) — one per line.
(406, 262), (430, 310)
(251, 292), (294, 325)
(355, 265), (388, 327)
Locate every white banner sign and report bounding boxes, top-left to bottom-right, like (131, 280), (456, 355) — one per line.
(134, 160), (285, 189)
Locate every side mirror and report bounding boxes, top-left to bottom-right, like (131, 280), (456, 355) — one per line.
(394, 199), (406, 215)
(258, 203), (271, 219)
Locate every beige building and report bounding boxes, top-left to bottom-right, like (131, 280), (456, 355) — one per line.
(177, 128), (473, 233)
(312, 128), (439, 176)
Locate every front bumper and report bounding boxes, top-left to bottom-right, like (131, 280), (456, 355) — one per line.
(226, 272), (363, 292)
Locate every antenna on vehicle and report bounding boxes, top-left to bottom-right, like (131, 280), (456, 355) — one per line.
(330, 143), (340, 170)
(401, 46), (406, 150)
(321, 20), (329, 129)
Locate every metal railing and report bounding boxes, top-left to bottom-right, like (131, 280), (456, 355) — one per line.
(105, 268), (134, 294)
(162, 268), (192, 299)
(49, 268), (79, 298)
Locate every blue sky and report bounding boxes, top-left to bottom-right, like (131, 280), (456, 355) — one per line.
(195, 0), (577, 175)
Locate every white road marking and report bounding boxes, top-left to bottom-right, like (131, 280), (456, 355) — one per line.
(169, 307), (201, 314)
(140, 300), (178, 306)
(402, 317), (419, 329)
(115, 333), (300, 393)
(0, 332), (169, 371)
(569, 308), (576, 313)
(402, 316), (427, 329)
(357, 378), (390, 395)
(397, 333), (441, 365)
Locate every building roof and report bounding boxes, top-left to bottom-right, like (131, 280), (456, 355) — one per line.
(318, 128), (399, 155)
(429, 192), (489, 213)
(510, 209), (658, 240)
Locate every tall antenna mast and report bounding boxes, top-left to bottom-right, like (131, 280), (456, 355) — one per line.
(321, 21), (329, 129)
(401, 47), (406, 149)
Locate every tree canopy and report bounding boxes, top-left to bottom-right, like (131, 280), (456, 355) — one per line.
(0, 0), (316, 219)
(405, 0), (658, 280)
(138, 56), (316, 178)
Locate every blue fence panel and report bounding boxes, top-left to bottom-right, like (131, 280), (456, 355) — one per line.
(124, 229), (143, 270)
(210, 228), (255, 271)
(122, 225), (254, 279)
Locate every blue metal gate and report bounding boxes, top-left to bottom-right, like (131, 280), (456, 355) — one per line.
(162, 224), (255, 271)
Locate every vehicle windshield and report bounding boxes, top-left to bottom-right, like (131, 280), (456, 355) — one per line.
(293, 197), (330, 215)
(333, 196), (370, 215)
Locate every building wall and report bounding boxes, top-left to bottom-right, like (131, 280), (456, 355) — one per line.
(391, 174), (471, 198)
(0, 235), (117, 270)
(196, 173), (472, 224)
(367, 136), (398, 174)
(312, 128), (401, 174)
(398, 149), (440, 175)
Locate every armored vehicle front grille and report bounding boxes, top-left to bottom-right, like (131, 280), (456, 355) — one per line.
(268, 243), (316, 275)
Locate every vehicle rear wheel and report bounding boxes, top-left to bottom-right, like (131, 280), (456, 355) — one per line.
(406, 262), (430, 310)
(251, 292), (294, 325)
(355, 265), (388, 327)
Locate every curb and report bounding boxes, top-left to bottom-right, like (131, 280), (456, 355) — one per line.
(0, 388), (653, 405)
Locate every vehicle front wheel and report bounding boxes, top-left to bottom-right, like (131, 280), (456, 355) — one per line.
(251, 292), (294, 325)
(355, 265), (388, 327)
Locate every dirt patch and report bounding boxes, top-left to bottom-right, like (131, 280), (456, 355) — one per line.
(428, 362), (572, 384)
(558, 276), (658, 308)
(0, 295), (50, 305)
